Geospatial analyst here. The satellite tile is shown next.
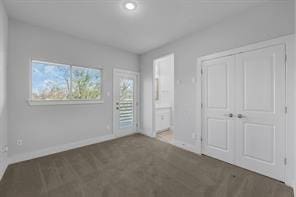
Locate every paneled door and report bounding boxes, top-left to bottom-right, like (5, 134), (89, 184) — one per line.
(201, 56), (235, 164)
(202, 44), (286, 181)
(113, 69), (139, 137)
(235, 45), (286, 181)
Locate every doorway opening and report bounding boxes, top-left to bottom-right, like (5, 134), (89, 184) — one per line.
(153, 54), (174, 144)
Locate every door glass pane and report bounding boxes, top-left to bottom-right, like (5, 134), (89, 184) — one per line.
(119, 78), (134, 129)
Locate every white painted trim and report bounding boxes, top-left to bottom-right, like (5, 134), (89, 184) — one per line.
(172, 139), (201, 155)
(8, 133), (120, 164)
(136, 128), (145, 134)
(8, 130), (140, 166)
(112, 131), (139, 139)
(113, 68), (140, 76)
(141, 129), (201, 155)
(197, 35), (293, 62)
(139, 129), (154, 138)
(1, 130), (140, 180)
(291, 181), (296, 196)
(29, 59), (104, 105)
(28, 99), (104, 106)
(0, 158), (8, 181)
(197, 34), (295, 187)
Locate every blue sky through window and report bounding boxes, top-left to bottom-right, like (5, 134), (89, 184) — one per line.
(32, 60), (102, 100)
(32, 61), (70, 100)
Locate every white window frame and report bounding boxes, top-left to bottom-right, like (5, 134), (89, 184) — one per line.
(29, 60), (104, 106)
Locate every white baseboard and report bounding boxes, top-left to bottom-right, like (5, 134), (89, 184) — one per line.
(137, 128), (145, 133)
(3, 130), (295, 196)
(140, 130), (201, 155)
(140, 130), (155, 138)
(0, 158), (8, 181)
(9, 133), (135, 165)
(137, 128), (154, 137)
(9, 131), (141, 165)
(172, 139), (201, 155)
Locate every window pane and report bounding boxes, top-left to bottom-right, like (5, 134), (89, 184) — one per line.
(71, 66), (102, 100)
(32, 61), (70, 100)
(119, 78), (134, 129)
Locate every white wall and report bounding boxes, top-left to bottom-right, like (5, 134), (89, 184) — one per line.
(0, 0), (8, 177)
(140, 3), (295, 183)
(0, 0), (8, 179)
(141, 4), (294, 139)
(294, 1), (296, 192)
(7, 19), (139, 158)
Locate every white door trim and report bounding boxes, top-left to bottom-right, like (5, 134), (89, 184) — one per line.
(113, 68), (140, 136)
(197, 35), (292, 62)
(197, 34), (295, 186)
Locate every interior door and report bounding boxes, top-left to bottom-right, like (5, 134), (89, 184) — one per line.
(113, 69), (139, 137)
(202, 55), (235, 164)
(235, 45), (286, 181)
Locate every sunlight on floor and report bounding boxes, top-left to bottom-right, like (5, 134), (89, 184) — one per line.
(156, 129), (174, 143)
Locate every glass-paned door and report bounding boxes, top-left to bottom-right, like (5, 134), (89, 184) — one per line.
(113, 69), (138, 136)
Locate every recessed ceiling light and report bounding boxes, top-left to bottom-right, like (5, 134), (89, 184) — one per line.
(124, 2), (137, 11)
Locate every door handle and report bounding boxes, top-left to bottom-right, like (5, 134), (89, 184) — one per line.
(237, 114), (246, 119)
(224, 113), (233, 118)
(116, 107), (119, 110)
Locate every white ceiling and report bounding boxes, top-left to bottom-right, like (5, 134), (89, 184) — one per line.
(2, 0), (290, 54)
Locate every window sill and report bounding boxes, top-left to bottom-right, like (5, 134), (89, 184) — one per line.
(28, 99), (104, 106)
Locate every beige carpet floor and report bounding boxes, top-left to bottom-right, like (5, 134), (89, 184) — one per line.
(0, 134), (293, 197)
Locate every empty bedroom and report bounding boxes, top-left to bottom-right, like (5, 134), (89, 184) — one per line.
(0, 0), (296, 197)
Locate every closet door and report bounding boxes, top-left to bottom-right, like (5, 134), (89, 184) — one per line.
(235, 45), (286, 181)
(202, 56), (235, 164)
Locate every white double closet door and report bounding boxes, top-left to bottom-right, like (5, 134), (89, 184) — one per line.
(202, 45), (286, 181)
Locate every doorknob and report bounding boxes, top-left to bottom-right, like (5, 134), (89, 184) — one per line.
(224, 113), (233, 118)
(237, 114), (246, 119)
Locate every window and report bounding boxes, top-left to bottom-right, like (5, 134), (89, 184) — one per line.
(31, 60), (102, 105)
(71, 66), (102, 100)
